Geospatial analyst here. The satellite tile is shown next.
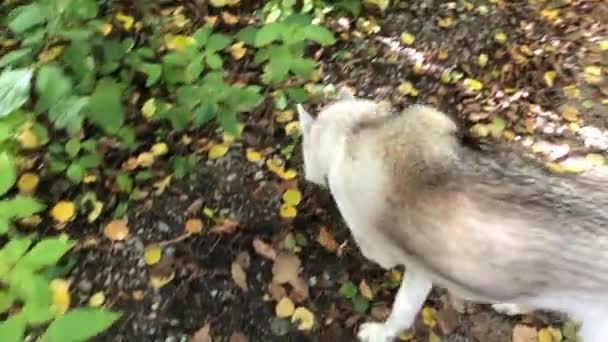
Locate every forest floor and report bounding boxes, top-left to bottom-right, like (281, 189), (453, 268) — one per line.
(61, 0), (608, 341)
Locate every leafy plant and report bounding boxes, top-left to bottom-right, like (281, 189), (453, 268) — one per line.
(339, 281), (370, 314)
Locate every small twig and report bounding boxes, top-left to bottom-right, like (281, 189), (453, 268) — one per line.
(158, 232), (192, 247)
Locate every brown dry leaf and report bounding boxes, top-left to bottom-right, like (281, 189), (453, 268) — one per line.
(191, 323), (212, 342)
(359, 280), (373, 300)
(137, 152), (155, 167)
(103, 219), (129, 241)
(231, 261), (248, 292)
(512, 324), (537, 342)
(268, 280), (287, 301)
(252, 237), (277, 260)
(185, 218), (204, 234)
(317, 226), (339, 253)
(221, 11), (239, 25)
(560, 105), (579, 122)
(228, 332), (248, 342)
(229, 42), (247, 60)
(272, 252), (309, 301)
(210, 218), (239, 234)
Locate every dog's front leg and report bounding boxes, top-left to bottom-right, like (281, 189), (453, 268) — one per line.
(357, 268), (432, 342)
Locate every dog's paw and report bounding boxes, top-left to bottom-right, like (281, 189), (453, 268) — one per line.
(491, 303), (530, 316)
(357, 322), (396, 342)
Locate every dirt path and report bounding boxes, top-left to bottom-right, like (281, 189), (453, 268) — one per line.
(61, 0), (608, 341)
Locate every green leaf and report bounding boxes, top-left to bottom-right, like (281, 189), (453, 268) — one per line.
(286, 87), (309, 102)
(206, 33), (232, 52)
(49, 96), (88, 136)
(0, 195), (46, 219)
(303, 25), (336, 45)
(0, 48), (33, 68)
(116, 173), (133, 193)
(273, 90), (288, 110)
(352, 294), (370, 313)
(231, 86), (263, 112)
(193, 103), (218, 126)
(0, 314), (26, 342)
(65, 138), (81, 158)
(254, 23), (285, 46)
(42, 308), (122, 342)
(290, 58), (316, 79)
(79, 154), (101, 168)
(86, 78), (126, 134)
(0, 291), (15, 313)
(0, 68), (33, 118)
(16, 237), (76, 272)
(0, 216), (11, 235)
(68, 0), (98, 19)
(205, 53), (223, 70)
(66, 163), (85, 183)
(139, 63), (162, 87)
(0, 237), (32, 267)
(8, 266), (52, 304)
(218, 110), (239, 136)
(21, 302), (54, 324)
(236, 27), (258, 45)
(193, 26), (213, 46)
(263, 46), (292, 84)
(0, 152), (16, 197)
(8, 4), (46, 34)
(338, 281), (358, 299)
(36, 64), (73, 113)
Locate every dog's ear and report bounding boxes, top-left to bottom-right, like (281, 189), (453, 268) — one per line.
(296, 104), (315, 134)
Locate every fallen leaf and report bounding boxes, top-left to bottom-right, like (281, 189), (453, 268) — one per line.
(540, 8), (559, 21)
(272, 252), (309, 301)
(422, 306), (437, 328)
(275, 297), (295, 318)
(17, 172), (39, 194)
(137, 152), (155, 167)
(282, 189), (302, 206)
(210, 218), (239, 234)
(279, 204), (297, 219)
(317, 226), (339, 252)
(494, 31), (507, 43)
(478, 54), (489, 67)
(115, 12), (134, 30)
(400, 32), (415, 45)
(228, 331), (248, 342)
(437, 48), (449, 61)
(222, 11), (239, 24)
(599, 40), (608, 51)
(191, 323), (212, 342)
(231, 261), (248, 292)
(99, 23), (113, 35)
(537, 328), (554, 342)
(245, 148), (262, 162)
(103, 219), (129, 241)
(512, 324), (537, 342)
(229, 42), (247, 60)
(438, 17), (453, 28)
(359, 280), (373, 300)
(165, 34), (196, 51)
(208, 144), (229, 159)
(51, 201), (76, 223)
(150, 271), (175, 289)
(87, 201), (103, 223)
(463, 78), (483, 91)
(50, 278), (71, 315)
(560, 105), (578, 122)
(544, 71), (557, 87)
(153, 175), (172, 194)
(151, 142), (169, 156)
(562, 85), (580, 99)
(88, 291), (106, 307)
(397, 81), (419, 97)
(185, 218), (204, 234)
(16, 124), (40, 149)
(398, 330), (415, 340)
(274, 110), (294, 123)
(291, 307), (315, 331)
(252, 237), (277, 260)
(132, 290), (145, 301)
(144, 245), (162, 265)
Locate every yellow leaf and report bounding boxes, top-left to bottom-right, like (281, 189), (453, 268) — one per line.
(275, 297), (295, 318)
(142, 98), (156, 118)
(464, 78), (483, 91)
(560, 105), (578, 122)
(221, 11), (239, 25)
(87, 201), (103, 223)
(547, 326), (563, 341)
(210, 0), (228, 7)
(540, 8), (559, 21)
(185, 218), (204, 234)
(17, 172), (39, 194)
(285, 121), (300, 136)
(88, 291), (106, 307)
(208, 144), (229, 159)
(544, 71), (557, 87)
(16, 125), (40, 149)
(463, 1), (474, 10)
(231, 261), (248, 291)
(229, 42), (247, 60)
(103, 219), (129, 241)
(19, 215), (42, 229)
(132, 290), (145, 301)
(437, 48), (449, 61)
(438, 17), (453, 28)
(584, 66), (602, 84)
(83, 173), (97, 184)
(397, 81), (419, 96)
(422, 306), (437, 327)
(275, 110), (294, 123)
(51, 201), (76, 223)
(538, 328), (553, 342)
(151, 142), (169, 156)
(150, 272), (175, 289)
(99, 23), (113, 36)
(363, 0), (389, 11)
(478, 53), (489, 67)
(165, 34), (196, 52)
(494, 31), (507, 43)
(398, 330), (415, 340)
(282, 189), (302, 206)
(599, 40), (608, 51)
(280, 204), (297, 219)
(115, 12), (134, 30)
(137, 152), (155, 167)
(50, 279), (71, 315)
(429, 331), (441, 342)
(144, 245), (162, 265)
(400, 32), (415, 45)
(291, 307), (315, 331)
(153, 175), (172, 194)
(280, 169), (297, 180)
(562, 85), (580, 99)
(38, 46), (63, 63)
(359, 280), (373, 300)
(246, 148), (262, 162)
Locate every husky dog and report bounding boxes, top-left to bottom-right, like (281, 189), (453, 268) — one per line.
(296, 91), (608, 342)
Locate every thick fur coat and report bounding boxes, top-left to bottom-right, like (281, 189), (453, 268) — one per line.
(297, 92), (608, 342)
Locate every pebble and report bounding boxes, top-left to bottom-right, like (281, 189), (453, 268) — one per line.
(157, 221), (170, 232)
(254, 170), (265, 181)
(78, 279), (93, 293)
